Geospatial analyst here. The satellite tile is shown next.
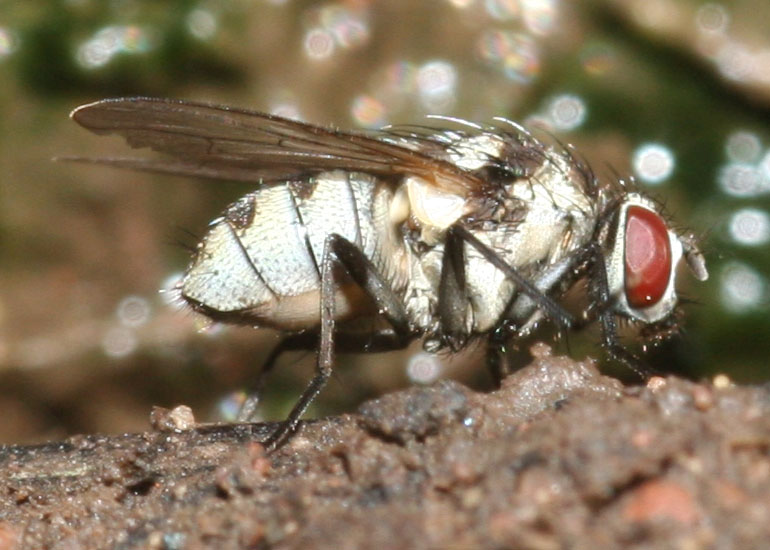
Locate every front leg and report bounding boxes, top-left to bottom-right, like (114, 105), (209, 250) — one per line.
(451, 227), (651, 380)
(584, 242), (652, 378)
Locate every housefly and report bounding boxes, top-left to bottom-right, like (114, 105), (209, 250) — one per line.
(68, 97), (708, 449)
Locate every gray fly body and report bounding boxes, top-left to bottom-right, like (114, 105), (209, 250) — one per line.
(68, 97), (708, 450)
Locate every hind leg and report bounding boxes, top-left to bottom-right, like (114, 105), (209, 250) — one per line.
(256, 234), (413, 451)
(236, 328), (412, 422)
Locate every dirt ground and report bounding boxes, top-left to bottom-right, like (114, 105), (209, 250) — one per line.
(1, 343), (769, 550)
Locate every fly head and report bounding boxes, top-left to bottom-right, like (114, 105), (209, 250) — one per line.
(602, 192), (709, 328)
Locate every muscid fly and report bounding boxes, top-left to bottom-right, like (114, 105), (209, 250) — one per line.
(68, 98), (708, 450)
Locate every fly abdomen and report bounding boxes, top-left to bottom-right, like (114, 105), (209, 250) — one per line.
(180, 170), (408, 330)
(180, 184), (318, 327)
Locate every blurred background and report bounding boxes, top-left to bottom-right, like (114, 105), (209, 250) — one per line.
(1, 0), (769, 443)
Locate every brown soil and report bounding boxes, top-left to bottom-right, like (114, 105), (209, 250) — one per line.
(1, 344), (769, 549)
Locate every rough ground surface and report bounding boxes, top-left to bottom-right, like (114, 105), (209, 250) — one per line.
(1, 344), (769, 550)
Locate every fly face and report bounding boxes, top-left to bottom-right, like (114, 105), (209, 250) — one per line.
(66, 97), (708, 450)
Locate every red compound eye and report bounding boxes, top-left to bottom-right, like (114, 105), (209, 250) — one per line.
(624, 206), (672, 309)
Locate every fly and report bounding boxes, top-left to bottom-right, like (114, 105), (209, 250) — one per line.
(67, 97), (709, 450)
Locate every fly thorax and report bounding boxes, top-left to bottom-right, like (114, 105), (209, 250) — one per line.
(463, 153), (598, 332)
(504, 151), (597, 264)
(401, 240), (444, 338)
(446, 133), (508, 171)
(461, 228), (520, 333)
(394, 174), (488, 340)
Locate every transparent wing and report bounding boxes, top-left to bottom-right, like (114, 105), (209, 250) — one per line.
(69, 97), (486, 195)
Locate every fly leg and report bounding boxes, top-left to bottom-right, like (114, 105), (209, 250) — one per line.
(237, 329), (411, 422)
(237, 331), (315, 422)
(437, 224), (470, 350)
(551, 241), (653, 378)
(440, 228), (521, 384)
(451, 226), (576, 330)
(486, 324), (514, 386)
(261, 233), (412, 452)
(449, 226), (578, 384)
(584, 243), (652, 378)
